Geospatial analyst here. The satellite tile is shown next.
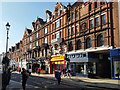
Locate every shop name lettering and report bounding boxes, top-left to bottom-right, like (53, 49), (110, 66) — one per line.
(67, 53), (86, 59)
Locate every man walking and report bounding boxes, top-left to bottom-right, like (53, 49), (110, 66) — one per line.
(21, 68), (29, 90)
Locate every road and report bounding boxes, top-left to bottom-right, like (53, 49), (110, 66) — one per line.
(10, 73), (116, 90)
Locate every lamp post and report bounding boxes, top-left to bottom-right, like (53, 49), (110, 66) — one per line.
(5, 22), (10, 71)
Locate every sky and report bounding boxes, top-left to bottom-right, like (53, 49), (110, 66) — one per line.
(0, 0), (110, 54)
(0, 1), (77, 54)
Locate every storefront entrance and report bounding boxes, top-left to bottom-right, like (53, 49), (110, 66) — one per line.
(50, 55), (66, 74)
(70, 62), (96, 76)
(32, 63), (40, 73)
(109, 49), (120, 80)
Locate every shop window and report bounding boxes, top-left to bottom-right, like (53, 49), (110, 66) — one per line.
(102, 14), (106, 24)
(97, 34), (104, 47)
(114, 61), (120, 78)
(76, 39), (82, 50)
(88, 63), (96, 74)
(86, 37), (91, 49)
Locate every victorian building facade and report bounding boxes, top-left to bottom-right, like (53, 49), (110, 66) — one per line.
(8, 0), (119, 78)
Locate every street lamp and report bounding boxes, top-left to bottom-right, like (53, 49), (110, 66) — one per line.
(5, 22), (10, 71)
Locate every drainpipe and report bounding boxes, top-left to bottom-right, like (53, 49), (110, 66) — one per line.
(118, 0), (120, 47)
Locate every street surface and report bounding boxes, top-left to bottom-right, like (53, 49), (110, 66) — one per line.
(8, 73), (118, 90)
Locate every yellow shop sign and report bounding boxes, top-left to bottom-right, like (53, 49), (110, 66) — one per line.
(51, 56), (64, 61)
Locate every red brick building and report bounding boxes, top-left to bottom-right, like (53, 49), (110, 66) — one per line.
(8, 0), (119, 78)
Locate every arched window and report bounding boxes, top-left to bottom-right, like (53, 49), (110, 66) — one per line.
(76, 39), (82, 50)
(86, 37), (91, 49)
(97, 34), (104, 47)
(68, 41), (73, 51)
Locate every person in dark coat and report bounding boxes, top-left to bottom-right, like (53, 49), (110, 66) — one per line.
(57, 71), (61, 85)
(2, 71), (8, 90)
(7, 68), (12, 85)
(21, 68), (29, 90)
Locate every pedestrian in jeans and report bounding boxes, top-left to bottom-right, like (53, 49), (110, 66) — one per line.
(66, 69), (71, 78)
(21, 68), (29, 90)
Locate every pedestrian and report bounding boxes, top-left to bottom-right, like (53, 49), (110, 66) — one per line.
(21, 68), (29, 90)
(7, 67), (12, 85)
(57, 71), (61, 85)
(2, 71), (8, 90)
(67, 69), (71, 78)
(37, 68), (40, 74)
(28, 68), (32, 76)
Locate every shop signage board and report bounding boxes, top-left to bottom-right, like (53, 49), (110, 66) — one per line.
(51, 55), (64, 61)
(66, 52), (98, 62)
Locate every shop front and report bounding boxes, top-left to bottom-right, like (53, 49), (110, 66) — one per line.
(109, 49), (120, 80)
(50, 55), (66, 74)
(66, 52), (98, 77)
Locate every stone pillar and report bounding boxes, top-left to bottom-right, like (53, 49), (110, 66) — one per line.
(73, 63), (76, 74)
(84, 63), (87, 74)
(31, 64), (32, 72)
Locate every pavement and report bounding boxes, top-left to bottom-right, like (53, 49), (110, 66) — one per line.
(7, 71), (120, 89)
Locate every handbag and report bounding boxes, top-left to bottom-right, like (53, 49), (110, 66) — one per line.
(25, 71), (29, 77)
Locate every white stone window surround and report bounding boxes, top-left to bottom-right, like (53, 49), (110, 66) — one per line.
(89, 18), (93, 20)
(30, 43), (31, 49)
(60, 17), (62, 25)
(45, 37), (47, 43)
(36, 41), (38, 46)
(60, 30), (62, 38)
(56, 19), (59, 28)
(101, 12), (106, 16)
(95, 15), (99, 18)
(45, 27), (47, 34)
(36, 32), (39, 38)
